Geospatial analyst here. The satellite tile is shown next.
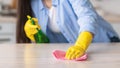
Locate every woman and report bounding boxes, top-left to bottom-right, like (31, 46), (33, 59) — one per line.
(17, 0), (120, 60)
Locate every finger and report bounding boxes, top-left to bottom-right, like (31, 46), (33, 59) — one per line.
(74, 50), (81, 55)
(27, 19), (38, 26)
(65, 46), (75, 59)
(75, 54), (81, 59)
(70, 49), (80, 59)
(31, 18), (41, 29)
(66, 54), (71, 60)
(70, 54), (76, 60)
(32, 18), (38, 23)
(67, 49), (76, 60)
(65, 50), (71, 59)
(65, 46), (72, 56)
(68, 52), (75, 60)
(75, 52), (84, 59)
(27, 24), (38, 29)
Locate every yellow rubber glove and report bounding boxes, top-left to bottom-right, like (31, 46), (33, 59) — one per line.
(24, 17), (40, 41)
(65, 31), (93, 60)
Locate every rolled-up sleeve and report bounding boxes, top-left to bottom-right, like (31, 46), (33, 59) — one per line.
(68, 0), (99, 35)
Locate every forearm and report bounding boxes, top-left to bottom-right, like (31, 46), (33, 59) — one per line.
(75, 31), (93, 51)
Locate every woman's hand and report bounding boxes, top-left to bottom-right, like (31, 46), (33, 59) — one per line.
(65, 45), (85, 60)
(24, 18), (40, 41)
(65, 31), (93, 60)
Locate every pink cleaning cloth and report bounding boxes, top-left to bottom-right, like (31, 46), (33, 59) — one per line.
(53, 50), (87, 61)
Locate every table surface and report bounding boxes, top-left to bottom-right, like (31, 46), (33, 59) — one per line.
(0, 43), (120, 68)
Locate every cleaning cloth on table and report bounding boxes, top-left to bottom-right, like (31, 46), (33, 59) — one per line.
(53, 50), (87, 61)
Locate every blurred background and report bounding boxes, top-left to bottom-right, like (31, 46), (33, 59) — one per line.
(0, 0), (16, 44)
(0, 0), (120, 43)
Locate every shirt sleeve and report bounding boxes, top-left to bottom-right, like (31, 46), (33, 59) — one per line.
(68, 0), (99, 35)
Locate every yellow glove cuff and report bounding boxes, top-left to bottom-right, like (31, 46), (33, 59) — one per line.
(75, 31), (93, 51)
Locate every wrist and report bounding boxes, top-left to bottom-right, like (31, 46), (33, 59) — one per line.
(75, 31), (93, 50)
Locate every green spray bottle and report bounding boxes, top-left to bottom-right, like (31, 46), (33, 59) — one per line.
(27, 15), (49, 43)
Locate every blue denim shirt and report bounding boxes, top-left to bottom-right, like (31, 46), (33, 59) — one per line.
(31, 0), (119, 43)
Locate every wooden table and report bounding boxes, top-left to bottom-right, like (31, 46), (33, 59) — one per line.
(0, 43), (120, 68)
